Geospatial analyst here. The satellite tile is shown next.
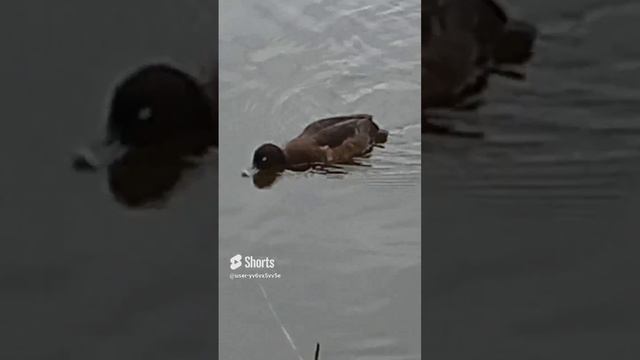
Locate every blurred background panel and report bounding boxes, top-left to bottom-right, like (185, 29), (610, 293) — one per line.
(424, 0), (640, 358)
(0, 1), (217, 359)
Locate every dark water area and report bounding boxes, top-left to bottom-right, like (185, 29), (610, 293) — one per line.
(219, 0), (420, 359)
(0, 2), (217, 359)
(424, 0), (640, 358)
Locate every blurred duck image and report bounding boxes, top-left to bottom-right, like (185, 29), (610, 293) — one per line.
(73, 63), (217, 207)
(423, 0), (537, 134)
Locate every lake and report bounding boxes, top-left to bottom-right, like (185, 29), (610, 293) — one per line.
(219, 0), (421, 359)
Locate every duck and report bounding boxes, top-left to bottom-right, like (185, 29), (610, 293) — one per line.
(73, 63), (217, 171)
(250, 114), (388, 173)
(423, 0), (536, 110)
(73, 63), (217, 207)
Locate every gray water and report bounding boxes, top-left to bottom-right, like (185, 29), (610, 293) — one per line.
(424, 0), (640, 358)
(219, 0), (421, 359)
(0, 2), (217, 359)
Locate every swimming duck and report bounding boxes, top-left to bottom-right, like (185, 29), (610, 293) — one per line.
(250, 114), (388, 173)
(423, 0), (536, 109)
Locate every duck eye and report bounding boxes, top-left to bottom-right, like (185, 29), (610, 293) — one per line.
(137, 107), (152, 121)
(261, 156), (268, 163)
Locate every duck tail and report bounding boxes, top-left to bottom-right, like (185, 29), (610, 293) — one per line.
(374, 129), (389, 144)
(493, 19), (537, 65)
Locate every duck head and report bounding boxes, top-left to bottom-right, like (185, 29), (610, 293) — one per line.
(252, 143), (286, 171)
(73, 63), (217, 208)
(74, 63), (217, 171)
(107, 63), (216, 151)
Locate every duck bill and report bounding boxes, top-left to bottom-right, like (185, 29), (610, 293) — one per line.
(72, 140), (126, 172)
(241, 167), (260, 178)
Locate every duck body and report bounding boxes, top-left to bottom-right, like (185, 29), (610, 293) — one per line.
(252, 114), (387, 171)
(423, 0), (536, 109)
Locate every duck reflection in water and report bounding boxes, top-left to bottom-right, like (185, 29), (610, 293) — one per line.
(244, 114), (387, 189)
(72, 63), (217, 207)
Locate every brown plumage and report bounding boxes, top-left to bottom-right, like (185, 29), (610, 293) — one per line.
(252, 114), (388, 171)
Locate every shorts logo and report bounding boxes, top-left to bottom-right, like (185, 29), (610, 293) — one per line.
(230, 254), (243, 270)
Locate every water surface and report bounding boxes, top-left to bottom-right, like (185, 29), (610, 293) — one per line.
(219, 0), (421, 359)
